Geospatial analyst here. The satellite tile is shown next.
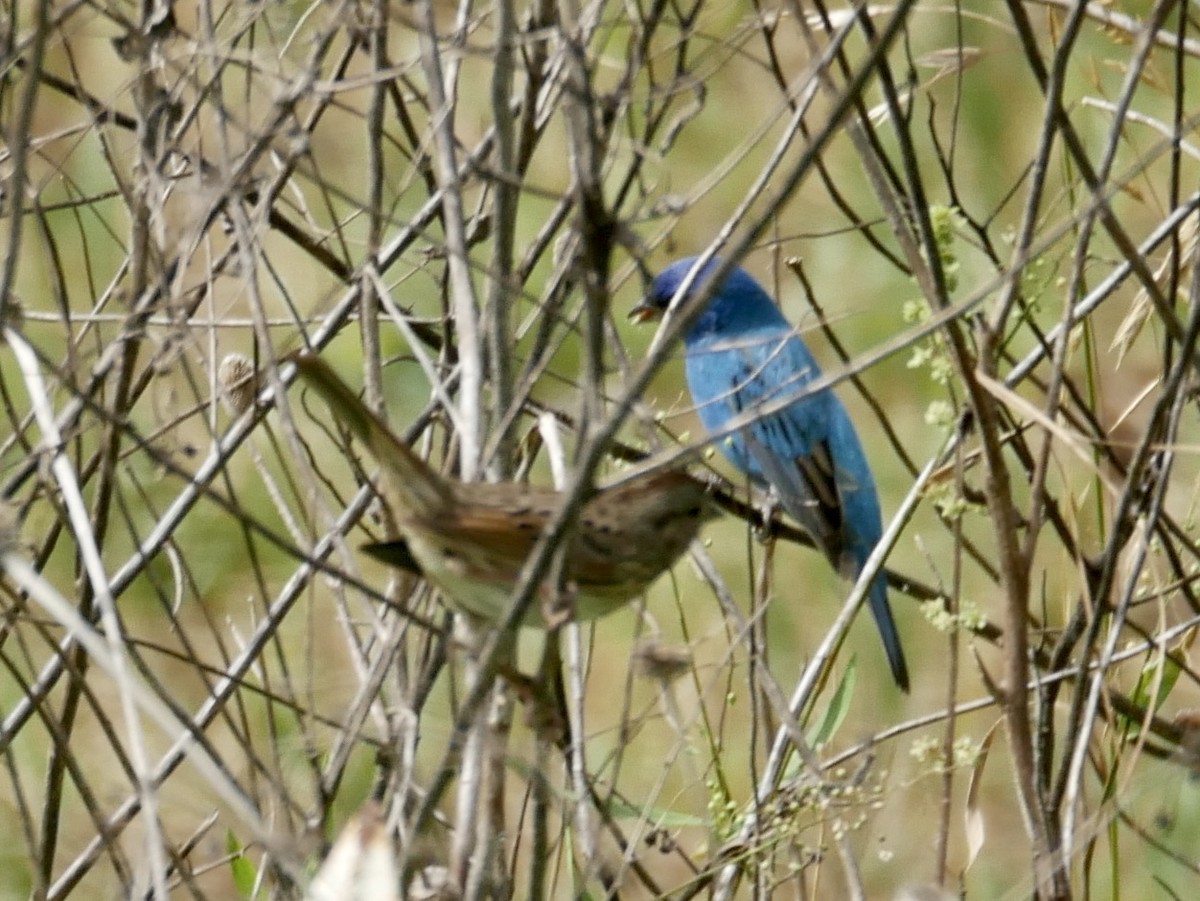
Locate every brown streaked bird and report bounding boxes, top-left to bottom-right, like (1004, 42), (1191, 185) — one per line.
(291, 354), (718, 625)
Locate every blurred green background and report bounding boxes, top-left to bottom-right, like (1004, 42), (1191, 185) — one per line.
(4, 0), (1200, 897)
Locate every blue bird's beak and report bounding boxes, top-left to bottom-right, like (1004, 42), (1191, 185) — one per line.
(628, 300), (662, 324)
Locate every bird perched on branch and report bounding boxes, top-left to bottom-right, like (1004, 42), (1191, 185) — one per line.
(290, 354), (717, 626)
(630, 257), (909, 691)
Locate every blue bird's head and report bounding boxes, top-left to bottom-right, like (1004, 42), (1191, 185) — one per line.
(630, 256), (790, 342)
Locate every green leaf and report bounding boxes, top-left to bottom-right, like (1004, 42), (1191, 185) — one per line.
(603, 793), (707, 828)
(1122, 652), (1182, 737)
(225, 830), (257, 898)
(807, 656), (857, 749)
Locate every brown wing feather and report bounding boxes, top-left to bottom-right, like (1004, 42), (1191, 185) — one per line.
(425, 503), (546, 565)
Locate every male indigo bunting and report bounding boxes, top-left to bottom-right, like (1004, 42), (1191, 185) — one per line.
(631, 257), (909, 691)
(291, 354), (718, 626)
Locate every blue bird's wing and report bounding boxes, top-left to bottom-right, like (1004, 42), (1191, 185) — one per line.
(693, 329), (846, 562)
(686, 328), (910, 691)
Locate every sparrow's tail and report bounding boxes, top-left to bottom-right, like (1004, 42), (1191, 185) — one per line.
(291, 353), (451, 519)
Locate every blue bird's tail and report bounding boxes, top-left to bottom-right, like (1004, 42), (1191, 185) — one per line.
(865, 574), (909, 692)
(827, 408), (909, 692)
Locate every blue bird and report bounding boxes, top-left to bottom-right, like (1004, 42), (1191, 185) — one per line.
(631, 256), (909, 691)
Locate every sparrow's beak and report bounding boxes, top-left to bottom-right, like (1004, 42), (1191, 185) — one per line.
(628, 300), (662, 324)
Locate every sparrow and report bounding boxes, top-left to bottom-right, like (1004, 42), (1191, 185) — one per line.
(291, 353), (718, 625)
